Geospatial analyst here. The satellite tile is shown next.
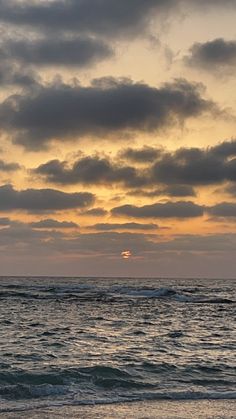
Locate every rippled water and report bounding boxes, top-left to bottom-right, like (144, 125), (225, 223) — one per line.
(0, 277), (235, 414)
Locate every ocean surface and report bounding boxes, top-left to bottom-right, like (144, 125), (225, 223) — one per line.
(0, 276), (235, 415)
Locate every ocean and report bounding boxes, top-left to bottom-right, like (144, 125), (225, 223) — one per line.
(0, 277), (235, 416)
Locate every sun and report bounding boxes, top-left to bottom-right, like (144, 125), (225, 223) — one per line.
(121, 250), (132, 259)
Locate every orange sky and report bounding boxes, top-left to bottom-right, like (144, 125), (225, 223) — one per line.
(0, 0), (236, 277)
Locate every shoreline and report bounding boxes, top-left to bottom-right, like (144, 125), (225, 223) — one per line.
(3, 400), (236, 419)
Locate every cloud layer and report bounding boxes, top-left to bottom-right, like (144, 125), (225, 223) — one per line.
(0, 77), (215, 149)
(186, 38), (236, 75)
(0, 185), (94, 212)
(33, 139), (236, 189)
(111, 201), (204, 219)
(0, 36), (113, 68)
(0, 1), (234, 36)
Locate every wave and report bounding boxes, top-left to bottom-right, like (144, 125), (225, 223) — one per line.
(1, 389), (236, 414)
(0, 363), (235, 402)
(0, 283), (234, 304)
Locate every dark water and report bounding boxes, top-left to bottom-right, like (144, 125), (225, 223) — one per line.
(0, 277), (235, 414)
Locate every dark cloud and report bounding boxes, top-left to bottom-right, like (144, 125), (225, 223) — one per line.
(0, 60), (38, 87)
(0, 36), (113, 67)
(119, 146), (162, 163)
(0, 219), (236, 258)
(151, 140), (236, 186)
(0, 0), (173, 36)
(0, 184), (95, 212)
(33, 140), (236, 190)
(90, 222), (159, 231)
(224, 184), (236, 197)
(33, 156), (146, 187)
(53, 231), (157, 255)
(186, 38), (236, 74)
(0, 1), (234, 37)
(0, 77), (215, 150)
(162, 185), (196, 197)
(111, 201), (204, 219)
(0, 160), (20, 172)
(30, 219), (79, 229)
(0, 222), (63, 250)
(0, 217), (11, 226)
(81, 207), (108, 217)
(153, 233), (236, 252)
(130, 185), (196, 197)
(208, 202), (236, 218)
(212, 140), (236, 158)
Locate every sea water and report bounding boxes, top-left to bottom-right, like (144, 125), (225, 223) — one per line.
(0, 277), (235, 414)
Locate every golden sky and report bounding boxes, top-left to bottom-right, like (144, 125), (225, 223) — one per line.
(0, 0), (236, 277)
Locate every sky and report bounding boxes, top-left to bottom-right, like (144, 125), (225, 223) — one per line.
(0, 0), (236, 277)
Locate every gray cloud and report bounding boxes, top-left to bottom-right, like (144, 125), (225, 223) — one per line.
(0, 1), (173, 36)
(224, 184), (236, 197)
(0, 60), (38, 87)
(151, 140), (236, 186)
(30, 219), (79, 229)
(154, 233), (236, 252)
(0, 184), (95, 212)
(208, 202), (236, 218)
(2, 223), (235, 261)
(33, 139), (236, 190)
(130, 185), (196, 197)
(0, 222), (63, 251)
(212, 140), (236, 158)
(0, 36), (113, 68)
(33, 156), (146, 187)
(0, 160), (20, 172)
(112, 201), (204, 219)
(1, 223), (236, 278)
(162, 185), (196, 197)
(186, 38), (236, 74)
(81, 207), (108, 217)
(0, 1), (234, 37)
(0, 77), (215, 150)
(0, 217), (11, 226)
(119, 146), (162, 163)
(89, 222), (159, 231)
(52, 231), (157, 255)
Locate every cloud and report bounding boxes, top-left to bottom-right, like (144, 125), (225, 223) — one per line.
(33, 156), (146, 187)
(52, 231), (158, 255)
(153, 233), (236, 252)
(30, 219), (79, 229)
(185, 38), (236, 75)
(0, 222), (63, 250)
(0, 0), (173, 37)
(119, 146), (162, 163)
(111, 201), (204, 219)
(0, 1), (234, 38)
(1, 222), (235, 262)
(33, 139), (236, 189)
(208, 202), (236, 218)
(162, 185), (196, 197)
(0, 60), (38, 87)
(0, 77), (216, 150)
(0, 184), (95, 212)
(1, 222), (236, 277)
(0, 160), (20, 172)
(0, 36), (113, 68)
(80, 207), (108, 217)
(224, 184), (236, 197)
(89, 222), (159, 231)
(0, 217), (11, 226)
(151, 140), (236, 186)
(130, 185), (196, 197)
